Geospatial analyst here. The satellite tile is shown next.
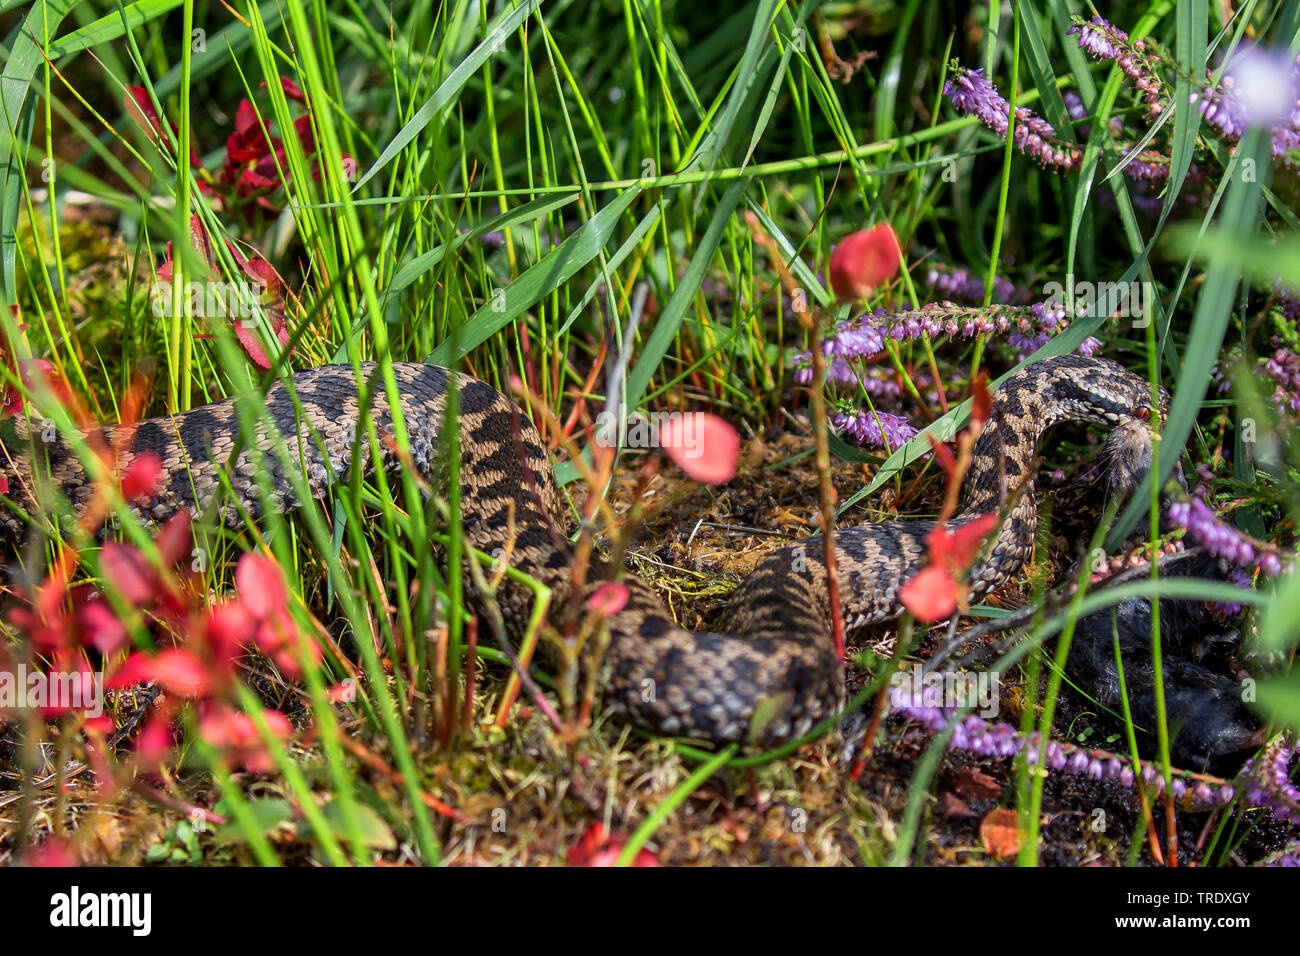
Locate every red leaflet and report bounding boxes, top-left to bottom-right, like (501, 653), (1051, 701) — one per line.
(566, 822), (661, 867)
(586, 580), (630, 616)
(99, 541), (155, 607)
(828, 224), (901, 301)
(2, 358), (56, 420)
(929, 512), (1000, 570)
(900, 563), (964, 622)
(26, 836), (78, 867)
(926, 433), (958, 484)
(235, 552), (320, 678)
(124, 86), (165, 144)
(198, 702), (291, 774)
(900, 513), (999, 622)
(108, 648), (214, 698)
(326, 680), (357, 704)
(156, 215), (292, 369)
(659, 412), (740, 484)
(121, 452), (163, 502)
(235, 552), (288, 620)
(970, 373), (993, 429)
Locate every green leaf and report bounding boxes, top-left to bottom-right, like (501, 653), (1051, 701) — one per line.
(1260, 568), (1300, 652)
(388, 191), (580, 293)
(299, 801), (396, 851)
(625, 177), (749, 408)
(352, 0), (543, 190)
(0, 0), (76, 300)
(1256, 677), (1300, 732)
(215, 798), (293, 843)
(45, 0), (185, 59)
(424, 186), (641, 366)
(828, 432), (884, 465)
(1112, 126), (1271, 544)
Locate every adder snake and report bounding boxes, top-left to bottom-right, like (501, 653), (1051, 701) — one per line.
(0, 354), (1166, 746)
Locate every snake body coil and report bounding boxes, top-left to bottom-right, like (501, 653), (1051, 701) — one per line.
(0, 355), (1163, 746)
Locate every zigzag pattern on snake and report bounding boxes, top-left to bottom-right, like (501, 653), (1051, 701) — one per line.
(0, 354), (1166, 747)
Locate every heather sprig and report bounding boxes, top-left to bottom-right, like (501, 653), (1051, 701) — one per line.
(1188, 46), (1300, 159)
(832, 403), (917, 449)
(888, 689), (1245, 809)
(892, 690), (1300, 822)
(1166, 495), (1286, 576)
(943, 66), (1080, 171)
(1263, 347), (1300, 413)
(1068, 16), (1167, 117)
(923, 262), (1020, 304)
(872, 300), (1102, 359)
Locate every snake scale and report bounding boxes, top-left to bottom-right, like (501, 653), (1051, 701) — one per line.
(0, 354), (1166, 747)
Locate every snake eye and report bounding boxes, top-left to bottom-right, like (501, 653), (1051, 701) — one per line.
(1134, 406), (1150, 421)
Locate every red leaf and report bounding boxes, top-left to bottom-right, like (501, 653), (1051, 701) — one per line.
(156, 215), (214, 283)
(293, 113), (317, 153)
(25, 836), (77, 867)
(828, 224), (901, 301)
(326, 679), (357, 703)
(108, 649), (213, 697)
(566, 822), (660, 867)
(586, 581), (629, 616)
(970, 373), (992, 429)
(659, 412), (739, 484)
(121, 451), (163, 502)
(265, 76), (307, 103)
(2, 359), (56, 420)
(926, 434), (957, 484)
(203, 600), (256, 670)
(124, 86), (164, 143)
(81, 600), (127, 656)
(135, 710), (178, 769)
(154, 513), (193, 568)
(979, 807), (1021, 859)
(900, 563), (961, 622)
(99, 542), (155, 607)
(198, 703), (291, 773)
(928, 513), (999, 572)
(236, 552), (287, 620)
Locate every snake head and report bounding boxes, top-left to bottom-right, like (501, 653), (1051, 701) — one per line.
(1098, 384), (1187, 508)
(1035, 354), (1177, 501)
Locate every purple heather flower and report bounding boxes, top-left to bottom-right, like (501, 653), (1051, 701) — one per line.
(1069, 16), (1127, 60)
(885, 696), (1254, 814)
(833, 406), (918, 449)
(924, 263), (1019, 304)
(1225, 46), (1300, 130)
(1069, 16), (1166, 116)
(827, 317), (885, 358)
(1190, 47), (1300, 155)
(1281, 286), (1300, 324)
(1192, 85), (1250, 140)
(1212, 565), (1255, 617)
(943, 66), (1080, 170)
(1122, 155), (1170, 181)
(1263, 347), (1300, 414)
(1166, 495), (1285, 576)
